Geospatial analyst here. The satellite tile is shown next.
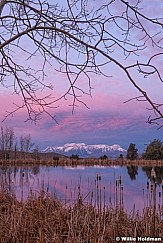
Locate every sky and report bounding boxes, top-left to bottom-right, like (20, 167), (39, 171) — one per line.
(1, 0), (163, 153)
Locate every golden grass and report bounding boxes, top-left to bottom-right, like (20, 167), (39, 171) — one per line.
(0, 189), (163, 243)
(0, 158), (163, 167)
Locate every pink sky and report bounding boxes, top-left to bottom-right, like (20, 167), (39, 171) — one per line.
(1, 79), (162, 152)
(0, 0), (163, 152)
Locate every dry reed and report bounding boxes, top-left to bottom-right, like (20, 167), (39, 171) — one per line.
(0, 162), (163, 242)
(0, 187), (163, 243)
(0, 158), (163, 167)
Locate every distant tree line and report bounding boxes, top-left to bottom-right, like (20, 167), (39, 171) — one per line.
(98, 139), (163, 161)
(70, 154), (80, 160)
(127, 139), (163, 160)
(0, 126), (37, 160)
(142, 139), (163, 160)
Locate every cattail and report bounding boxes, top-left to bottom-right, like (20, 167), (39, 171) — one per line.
(151, 184), (153, 192)
(116, 180), (118, 187)
(142, 188), (144, 196)
(147, 181), (149, 189)
(119, 176), (122, 185)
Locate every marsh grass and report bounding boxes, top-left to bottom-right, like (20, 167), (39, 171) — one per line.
(0, 174), (163, 243)
(0, 158), (163, 167)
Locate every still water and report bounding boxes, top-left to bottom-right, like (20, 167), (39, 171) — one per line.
(0, 165), (163, 211)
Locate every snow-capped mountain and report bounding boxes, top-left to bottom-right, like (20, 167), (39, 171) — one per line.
(43, 143), (126, 158)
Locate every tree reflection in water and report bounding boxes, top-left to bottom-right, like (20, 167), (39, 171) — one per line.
(0, 165), (40, 196)
(142, 166), (163, 185)
(127, 166), (138, 180)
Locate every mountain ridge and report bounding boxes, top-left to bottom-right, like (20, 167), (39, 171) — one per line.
(43, 143), (126, 158)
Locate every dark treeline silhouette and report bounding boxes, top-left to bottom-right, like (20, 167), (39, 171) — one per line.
(142, 139), (163, 160)
(99, 155), (108, 160)
(126, 143), (138, 160)
(126, 139), (163, 161)
(70, 154), (80, 160)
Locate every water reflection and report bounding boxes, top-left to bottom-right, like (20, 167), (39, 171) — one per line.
(127, 166), (138, 180)
(0, 165), (163, 211)
(142, 166), (163, 185)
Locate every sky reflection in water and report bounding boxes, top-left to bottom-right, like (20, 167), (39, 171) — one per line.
(0, 165), (162, 212)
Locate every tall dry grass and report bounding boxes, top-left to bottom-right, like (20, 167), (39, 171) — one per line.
(0, 163), (163, 242)
(0, 180), (163, 243)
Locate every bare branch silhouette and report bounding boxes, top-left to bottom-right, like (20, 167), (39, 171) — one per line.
(0, 0), (163, 125)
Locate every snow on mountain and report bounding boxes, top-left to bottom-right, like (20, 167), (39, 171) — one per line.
(43, 143), (126, 158)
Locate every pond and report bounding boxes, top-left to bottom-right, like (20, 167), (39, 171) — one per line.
(0, 164), (163, 212)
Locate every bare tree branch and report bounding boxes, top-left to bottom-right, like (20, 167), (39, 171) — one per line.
(0, 0), (163, 126)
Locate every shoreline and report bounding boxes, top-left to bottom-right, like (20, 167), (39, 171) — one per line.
(0, 158), (163, 167)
